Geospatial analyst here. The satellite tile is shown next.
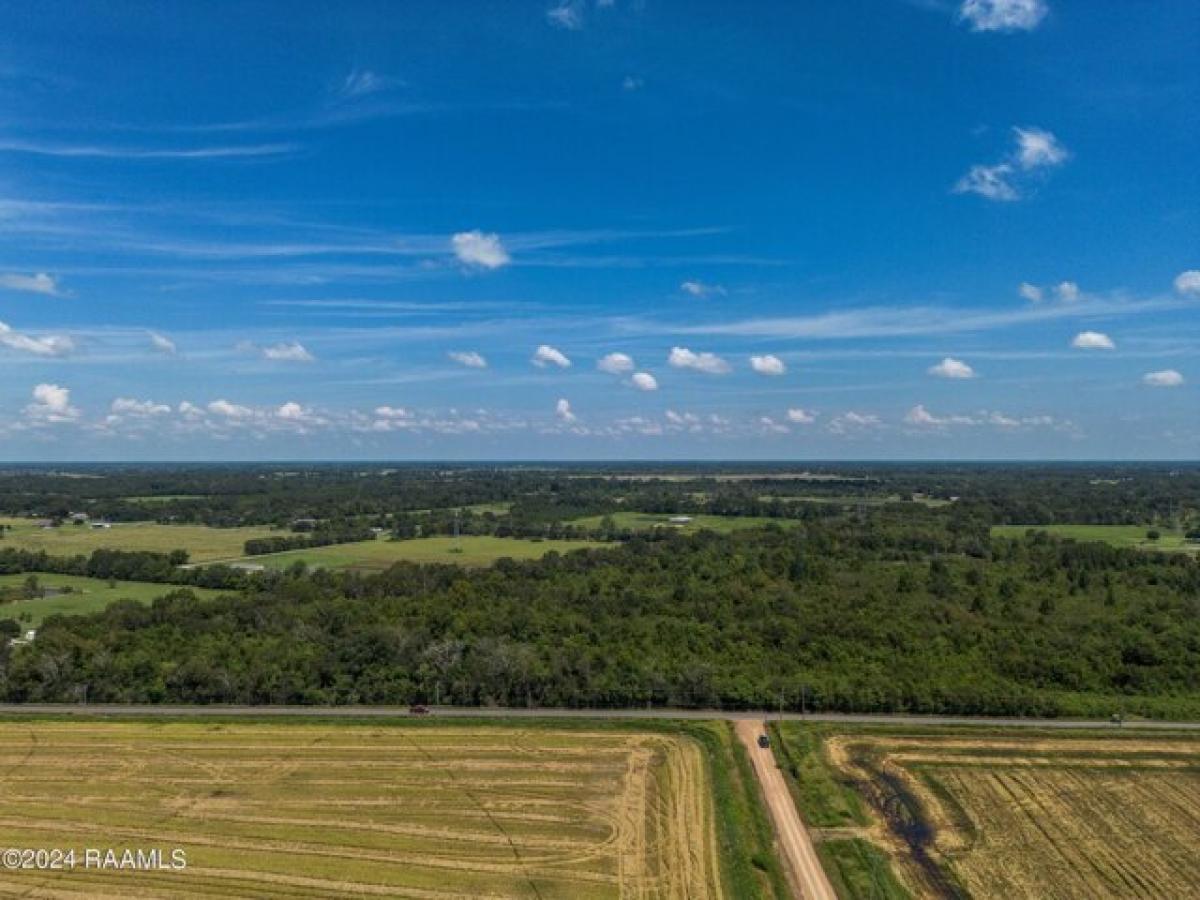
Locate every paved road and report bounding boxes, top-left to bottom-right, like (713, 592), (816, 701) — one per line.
(0, 704), (1197, 730)
(735, 719), (836, 900)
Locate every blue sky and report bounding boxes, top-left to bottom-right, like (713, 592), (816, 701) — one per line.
(0, 0), (1196, 460)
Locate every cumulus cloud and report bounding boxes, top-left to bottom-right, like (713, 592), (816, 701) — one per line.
(955, 127), (1067, 201)
(680, 280), (726, 298)
(532, 344), (572, 368)
(208, 399), (254, 419)
(1018, 282), (1044, 302)
(261, 341), (315, 362)
(25, 383), (79, 423)
(1071, 331), (1115, 350)
(668, 346), (731, 375)
(749, 354), (786, 376)
(828, 411), (881, 434)
(0, 272), (61, 296)
(786, 408), (816, 425)
(1175, 270), (1200, 297)
(555, 398), (576, 422)
(276, 401), (306, 420)
(630, 371), (658, 391)
(0, 321), (74, 356)
(448, 350), (487, 368)
(1054, 281), (1081, 302)
(954, 164), (1018, 201)
(1143, 369), (1184, 388)
(928, 357), (976, 379)
(111, 397), (170, 417)
(148, 331), (177, 354)
(451, 230), (510, 269)
(1014, 127), (1068, 169)
(597, 352), (635, 374)
(959, 0), (1048, 32)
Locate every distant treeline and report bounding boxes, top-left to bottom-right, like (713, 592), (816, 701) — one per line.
(243, 526), (376, 557)
(4, 519), (1199, 718)
(0, 548), (253, 592)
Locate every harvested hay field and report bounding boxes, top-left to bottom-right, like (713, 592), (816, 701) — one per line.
(0, 721), (724, 899)
(807, 729), (1200, 899)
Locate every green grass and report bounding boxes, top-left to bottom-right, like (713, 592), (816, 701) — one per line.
(992, 524), (1197, 553)
(570, 511), (802, 534)
(0, 517), (281, 562)
(818, 840), (913, 900)
(223, 534), (609, 571)
(0, 573), (227, 627)
(771, 723), (870, 828)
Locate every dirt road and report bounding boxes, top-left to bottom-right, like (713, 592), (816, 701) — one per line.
(735, 719), (837, 900)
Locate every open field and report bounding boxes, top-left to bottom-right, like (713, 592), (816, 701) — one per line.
(569, 512), (801, 534)
(774, 724), (1200, 899)
(992, 524), (1197, 553)
(224, 535), (608, 572)
(0, 720), (728, 899)
(0, 574), (227, 627)
(0, 517), (281, 562)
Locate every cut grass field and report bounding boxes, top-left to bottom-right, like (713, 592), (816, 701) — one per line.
(224, 535), (609, 572)
(0, 517), (281, 562)
(774, 723), (1200, 899)
(569, 512), (801, 535)
(992, 523), (1197, 553)
(0, 574), (227, 628)
(0, 719), (775, 899)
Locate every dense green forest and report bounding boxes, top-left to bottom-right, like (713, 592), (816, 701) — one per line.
(3, 508), (1198, 717)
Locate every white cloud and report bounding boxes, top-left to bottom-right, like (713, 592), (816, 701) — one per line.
(786, 408), (816, 425)
(0, 321), (74, 356)
(955, 127), (1067, 202)
(276, 401), (306, 420)
(1018, 282), (1043, 302)
(828, 411), (882, 434)
(954, 163), (1018, 201)
(25, 383), (80, 423)
(148, 331), (177, 354)
(451, 230), (510, 269)
(262, 341), (315, 362)
(668, 346), (731, 375)
(680, 279), (726, 298)
(208, 399), (254, 419)
(448, 350), (488, 368)
(905, 404), (941, 427)
(532, 344), (572, 368)
(959, 0), (1048, 33)
(622, 75), (644, 91)
(1014, 127), (1068, 169)
(1071, 331), (1115, 350)
(546, 0), (585, 29)
(1175, 270), (1200, 297)
(597, 352), (635, 374)
(555, 398), (576, 422)
(374, 405), (410, 419)
(111, 397), (170, 417)
(759, 416), (789, 434)
(178, 401), (203, 418)
(749, 354), (786, 376)
(1054, 281), (1081, 302)
(1143, 369), (1184, 388)
(928, 357), (976, 379)
(630, 371), (658, 391)
(0, 272), (60, 296)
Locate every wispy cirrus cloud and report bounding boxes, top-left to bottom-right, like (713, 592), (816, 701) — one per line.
(0, 271), (62, 296)
(0, 138), (296, 160)
(955, 126), (1068, 201)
